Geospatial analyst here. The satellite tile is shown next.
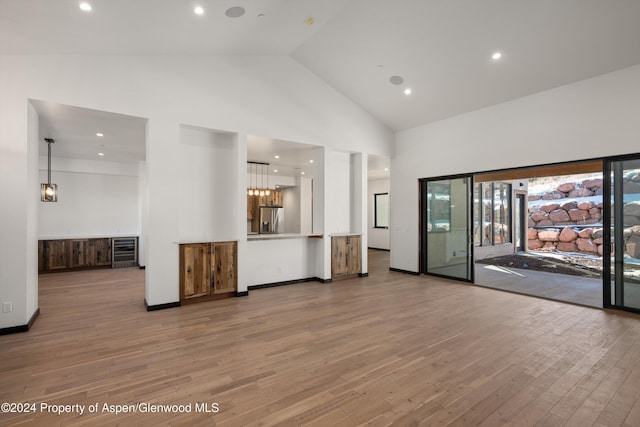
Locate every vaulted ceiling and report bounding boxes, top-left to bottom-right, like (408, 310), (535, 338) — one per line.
(3, 0), (640, 172)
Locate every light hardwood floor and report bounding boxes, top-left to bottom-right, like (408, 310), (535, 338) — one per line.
(2, 250), (640, 426)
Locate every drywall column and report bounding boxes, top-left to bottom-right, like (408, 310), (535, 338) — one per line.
(138, 160), (147, 268)
(315, 147), (330, 280)
(351, 153), (368, 275)
(0, 97), (37, 330)
(235, 132), (248, 294)
(144, 118), (180, 307)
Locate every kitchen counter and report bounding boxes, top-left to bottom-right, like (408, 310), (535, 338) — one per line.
(247, 233), (323, 241)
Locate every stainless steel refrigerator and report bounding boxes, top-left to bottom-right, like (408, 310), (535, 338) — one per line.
(259, 206), (284, 234)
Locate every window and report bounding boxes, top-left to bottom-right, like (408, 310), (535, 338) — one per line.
(474, 182), (511, 246)
(374, 193), (389, 228)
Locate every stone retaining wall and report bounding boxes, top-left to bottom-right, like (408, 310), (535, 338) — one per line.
(527, 174), (640, 258)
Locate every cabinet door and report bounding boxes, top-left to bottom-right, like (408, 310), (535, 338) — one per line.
(331, 236), (349, 277)
(211, 241), (237, 294)
(38, 240), (45, 272)
(180, 244), (210, 299)
(46, 240), (69, 270)
(347, 236), (362, 275)
(273, 190), (283, 206)
(247, 194), (255, 220)
(70, 239), (90, 268)
(92, 238), (112, 266)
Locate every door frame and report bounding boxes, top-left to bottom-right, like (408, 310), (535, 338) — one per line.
(419, 173), (475, 283)
(603, 153), (640, 314)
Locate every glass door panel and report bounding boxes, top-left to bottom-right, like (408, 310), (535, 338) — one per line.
(610, 158), (640, 310)
(426, 177), (472, 281)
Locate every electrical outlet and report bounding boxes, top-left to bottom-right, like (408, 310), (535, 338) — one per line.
(2, 302), (12, 313)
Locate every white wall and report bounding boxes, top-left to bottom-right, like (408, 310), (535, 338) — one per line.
(283, 186), (300, 233)
(391, 64), (640, 272)
(325, 149), (353, 234)
(179, 126), (237, 242)
(38, 159), (140, 239)
(0, 53), (392, 328)
(368, 179), (390, 250)
(245, 239), (317, 286)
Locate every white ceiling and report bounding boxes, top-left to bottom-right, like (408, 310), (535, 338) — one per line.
(7, 0), (640, 172)
(33, 100), (147, 163)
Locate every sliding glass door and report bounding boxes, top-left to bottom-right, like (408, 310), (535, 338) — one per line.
(606, 157), (640, 311)
(421, 175), (473, 281)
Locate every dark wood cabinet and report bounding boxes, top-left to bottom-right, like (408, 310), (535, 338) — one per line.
(39, 237), (113, 273)
(92, 238), (112, 266)
(45, 240), (70, 270)
(179, 241), (237, 303)
(331, 235), (362, 280)
(70, 239), (90, 268)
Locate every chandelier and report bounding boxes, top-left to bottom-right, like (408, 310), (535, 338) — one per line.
(247, 161), (271, 196)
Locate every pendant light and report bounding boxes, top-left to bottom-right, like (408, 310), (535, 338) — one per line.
(265, 164), (271, 196)
(247, 162), (254, 196)
(254, 162), (259, 196)
(259, 164), (265, 197)
(41, 138), (58, 202)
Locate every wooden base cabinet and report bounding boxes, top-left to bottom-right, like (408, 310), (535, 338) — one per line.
(331, 235), (362, 280)
(39, 238), (113, 273)
(180, 241), (237, 303)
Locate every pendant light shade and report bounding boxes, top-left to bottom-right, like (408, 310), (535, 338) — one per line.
(41, 138), (58, 202)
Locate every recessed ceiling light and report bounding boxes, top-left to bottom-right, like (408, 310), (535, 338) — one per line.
(377, 64), (383, 70)
(404, 88), (412, 95)
(225, 6), (245, 18)
(309, 160), (314, 163)
(301, 172), (305, 175)
(390, 75), (404, 85)
(257, 13), (265, 18)
(274, 155), (279, 159)
(304, 17), (315, 26)
(384, 167), (389, 171)
(98, 152), (104, 156)
(79, 2), (92, 12)
(492, 52), (502, 60)
(194, 6), (204, 15)
(274, 169), (278, 173)
(96, 133), (103, 137)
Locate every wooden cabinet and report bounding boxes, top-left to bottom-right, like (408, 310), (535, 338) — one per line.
(38, 240), (45, 272)
(180, 241), (237, 303)
(45, 240), (70, 270)
(331, 235), (362, 280)
(39, 237), (113, 273)
(211, 241), (237, 294)
(70, 239), (91, 268)
(180, 243), (210, 300)
(92, 238), (112, 266)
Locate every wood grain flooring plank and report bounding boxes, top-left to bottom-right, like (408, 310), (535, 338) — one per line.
(2, 252), (640, 426)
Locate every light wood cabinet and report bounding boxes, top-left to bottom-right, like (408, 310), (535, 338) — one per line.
(179, 241), (237, 303)
(331, 235), (362, 280)
(180, 243), (210, 300)
(211, 241), (237, 294)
